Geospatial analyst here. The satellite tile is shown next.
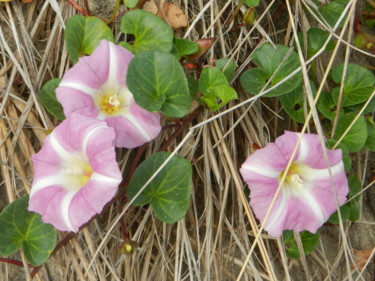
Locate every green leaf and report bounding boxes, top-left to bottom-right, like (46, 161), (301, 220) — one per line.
(65, 15), (114, 63)
(283, 230), (321, 259)
(120, 10), (173, 54)
(123, 0), (138, 8)
(187, 75), (203, 104)
(365, 120), (375, 152)
(279, 84), (305, 123)
(202, 85), (238, 111)
(347, 175), (361, 222)
(0, 196), (57, 266)
(331, 63), (375, 107)
(215, 58), (236, 83)
(199, 67), (237, 111)
(333, 112), (367, 153)
(319, 1), (346, 28)
(240, 44), (302, 97)
(127, 51), (191, 118)
(329, 203), (351, 224)
(326, 140), (352, 172)
(242, 0), (260, 7)
(317, 91), (338, 121)
(172, 37), (198, 60)
(297, 28), (335, 57)
(127, 152), (193, 224)
(38, 78), (65, 121)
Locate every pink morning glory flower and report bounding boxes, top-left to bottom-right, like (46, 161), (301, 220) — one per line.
(28, 113), (122, 232)
(56, 40), (161, 148)
(240, 131), (349, 237)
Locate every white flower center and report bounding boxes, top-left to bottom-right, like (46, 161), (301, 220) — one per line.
(63, 156), (93, 192)
(280, 163), (311, 196)
(93, 83), (132, 116)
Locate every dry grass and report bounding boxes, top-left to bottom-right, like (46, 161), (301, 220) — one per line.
(0, 0), (374, 280)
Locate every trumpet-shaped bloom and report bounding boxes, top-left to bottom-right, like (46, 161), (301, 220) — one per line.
(28, 113), (122, 232)
(56, 40), (161, 148)
(240, 131), (349, 237)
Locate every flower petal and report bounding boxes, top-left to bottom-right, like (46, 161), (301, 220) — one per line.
(106, 100), (161, 148)
(56, 88), (99, 117)
(107, 40), (134, 85)
(240, 143), (287, 182)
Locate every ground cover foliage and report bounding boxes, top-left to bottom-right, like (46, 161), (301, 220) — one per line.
(0, 0), (374, 280)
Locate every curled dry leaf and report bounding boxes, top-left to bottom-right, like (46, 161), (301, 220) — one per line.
(187, 38), (216, 60)
(143, 0), (188, 30)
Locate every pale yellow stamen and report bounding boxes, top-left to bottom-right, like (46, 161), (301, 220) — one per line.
(279, 163), (309, 196)
(64, 161), (93, 191)
(94, 83), (132, 117)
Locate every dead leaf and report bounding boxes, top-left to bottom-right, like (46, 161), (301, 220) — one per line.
(187, 38), (216, 60)
(158, 3), (188, 30)
(143, 0), (158, 14)
(143, 1), (188, 30)
(351, 248), (375, 271)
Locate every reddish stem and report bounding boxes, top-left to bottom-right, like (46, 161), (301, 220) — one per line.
(159, 106), (203, 152)
(65, 0), (88, 16)
(83, 0), (91, 16)
(0, 257), (35, 268)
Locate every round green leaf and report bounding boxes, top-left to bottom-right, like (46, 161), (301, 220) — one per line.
(333, 112), (367, 153)
(317, 91), (338, 121)
(38, 78), (65, 121)
(240, 44), (302, 97)
(331, 63), (375, 107)
(120, 10), (173, 54)
(172, 37), (199, 60)
(127, 51), (191, 118)
(199, 67), (228, 94)
(0, 196), (57, 266)
(65, 15), (114, 63)
(279, 86), (304, 123)
(127, 152), (193, 224)
(297, 28), (335, 57)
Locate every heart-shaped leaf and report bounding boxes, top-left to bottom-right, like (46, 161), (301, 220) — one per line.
(319, 1), (346, 29)
(331, 63), (375, 107)
(199, 67), (238, 111)
(240, 44), (302, 97)
(38, 78), (65, 120)
(127, 51), (191, 117)
(127, 152), (192, 224)
(333, 112), (367, 153)
(120, 9), (174, 54)
(65, 15), (114, 63)
(0, 196), (57, 266)
(202, 85), (237, 111)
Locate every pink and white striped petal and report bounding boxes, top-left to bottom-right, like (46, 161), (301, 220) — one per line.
(240, 131), (349, 237)
(29, 113), (122, 232)
(56, 40), (161, 148)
